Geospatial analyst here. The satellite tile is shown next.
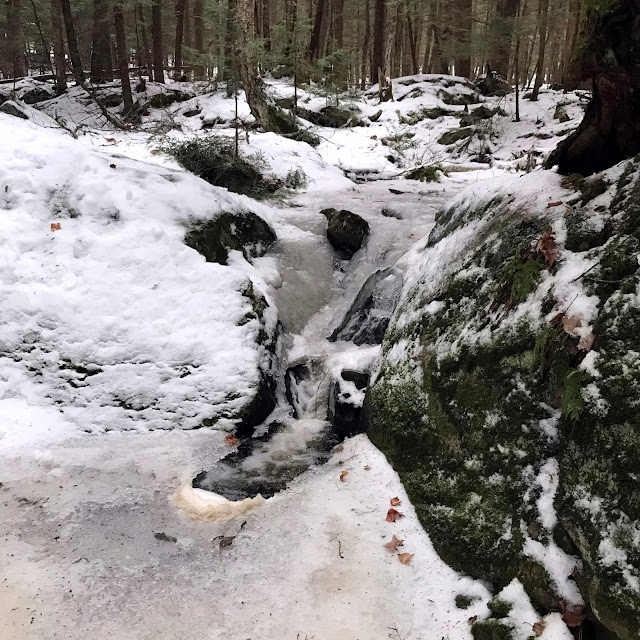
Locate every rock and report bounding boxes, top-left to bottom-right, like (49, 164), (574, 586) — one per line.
(325, 209), (369, 258)
(381, 207), (403, 220)
(101, 93), (123, 108)
(554, 104), (571, 123)
(330, 267), (403, 344)
(21, 86), (55, 104)
(328, 369), (369, 438)
(365, 159), (640, 639)
(0, 101), (29, 120)
(148, 89), (191, 108)
(369, 109), (383, 123)
(476, 71), (511, 96)
(438, 127), (474, 146)
(459, 105), (505, 127)
(274, 96), (295, 110)
(184, 211), (277, 266)
(297, 105), (363, 128)
(183, 107), (202, 117)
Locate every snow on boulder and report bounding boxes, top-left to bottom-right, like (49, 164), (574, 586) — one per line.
(0, 114), (279, 437)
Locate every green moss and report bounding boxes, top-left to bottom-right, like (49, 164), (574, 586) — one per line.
(405, 165), (443, 183)
(455, 594), (478, 609)
(438, 127), (474, 146)
(487, 598), (512, 619)
(471, 619), (514, 640)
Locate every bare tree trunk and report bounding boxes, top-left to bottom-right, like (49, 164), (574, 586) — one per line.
(454, 0), (472, 78)
(531, 0), (549, 100)
(560, 0), (581, 85)
(284, 0), (297, 67)
(58, 0), (84, 84)
(113, 4), (133, 112)
(309, 0), (327, 61)
(30, 0), (55, 77)
(224, 0), (236, 92)
(91, 0), (112, 83)
(51, 0), (67, 92)
(7, 0), (27, 77)
(491, 0), (518, 78)
(361, 0), (370, 88)
(406, 14), (418, 75)
(136, 5), (151, 77)
(333, 0), (344, 49)
(151, 0), (164, 83)
(372, 0), (385, 78)
(193, 0), (204, 78)
(175, 0), (187, 79)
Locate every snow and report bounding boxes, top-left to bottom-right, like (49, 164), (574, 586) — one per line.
(0, 73), (594, 639)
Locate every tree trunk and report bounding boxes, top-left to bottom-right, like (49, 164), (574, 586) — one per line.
(136, 4), (151, 77)
(530, 0), (549, 99)
(51, 0), (67, 92)
(7, 0), (27, 77)
(193, 0), (204, 78)
(151, 0), (164, 83)
(372, 0), (385, 78)
(491, 0), (518, 78)
(361, 0), (370, 88)
(309, 0), (327, 61)
(454, 0), (472, 78)
(560, 0), (581, 85)
(175, 0), (187, 79)
(333, 0), (344, 49)
(546, 0), (640, 175)
(224, 0), (236, 92)
(113, 4), (133, 112)
(262, 0), (270, 52)
(91, 0), (112, 83)
(406, 15), (418, 75)
(58, 0), (84, 84)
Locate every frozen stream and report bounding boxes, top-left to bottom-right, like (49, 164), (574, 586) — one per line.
(0, 175), (500, 640)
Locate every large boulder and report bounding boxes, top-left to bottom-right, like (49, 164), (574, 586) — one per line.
(365, 162), (640, 639)
(330, 267), (403, 344)
(0, 100), (29, 120)
(184, 210), (276, 266)
(323, 208), (369, 258)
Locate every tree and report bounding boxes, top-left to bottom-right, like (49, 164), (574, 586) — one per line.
(91, 0), (113, 83)
(7, 0), (27, 78)
(59, 0), (85, 84)
(371, 0), (385, 78)
(193, 0), (204, 78)
(309, 0), (327, 61)
(546, 0), (640, 175)
(113, 2), (133, 112)
(491, 0), (518, 78)
(453, 0), (472, 78)
(175, 0), (187, 79)
(530, 0), (549, 100)
(51, 0), (67, 92)
(151, 0), (164, 83)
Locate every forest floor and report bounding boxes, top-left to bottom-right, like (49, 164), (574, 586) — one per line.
(0, 74), (584, 639)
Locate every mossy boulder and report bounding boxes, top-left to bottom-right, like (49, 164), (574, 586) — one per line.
(438, 127), (474, 146)
(325, 209), (369, 258)
(297, 105), (363, 128)
(365, 159), (640, 639)
(184, 211), (276, 266)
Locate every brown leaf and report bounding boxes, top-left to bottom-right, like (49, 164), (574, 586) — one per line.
(595, 205), (606, 212)
(224, 434), (240, 446)
(150, 149), (159, 155)
(50, 223), (61, 232)
(397, 552), (414, 564)
(370, 135), (378, 140)
(536, 230), (557, 266)
(104, 137), (116, 143)
(559, 601), (587, 627)
(578, 332), (595, 352)
(532, 621), (546, 636)
(390, 497), (402, 506)
(339, 470), (348, 482)
(547, 201), (563, 208)
(562, 315), (582, 334)
(110, 163), (117, 169)
(363, 465), (371, 471)
(550, 311), (565, 325)
(383, 534), (404, 552)
(333, 444), (344, 453)
(386, 508), (404, 523)
(213, 535), (234, 549)
(468, 615), (478, 624)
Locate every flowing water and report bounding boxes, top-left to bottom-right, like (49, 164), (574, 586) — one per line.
(191, 178), (454, 501)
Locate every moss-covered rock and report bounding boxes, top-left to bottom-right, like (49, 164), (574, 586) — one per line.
(438, 127), (474, 146)
(366, 158), (640, 640)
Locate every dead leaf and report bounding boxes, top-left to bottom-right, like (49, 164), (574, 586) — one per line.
(536, 229), (557, 266)
(547, 201), (563, 208)
(562, 315), (582, 334)
(364, 465), (371, 471)
(333, 444), (344, 453)
(383, 534), (404, 552)
(154, 531), (177, 543)
(397, 552), (414, 564)
(595, 205), (606, 212)
(105, 137), (116, 143)
(110, 163), (117, 169)
(224, 434), (240, 446)
(150, 149), (159, 155)
(390, 497), (402, 506)
(386, 508), (404, 522)
(340, 470), (348, 482)
(578, 332), (595, 352)
(550, 311), (565, 325)
(370, 135), (378, 140)
(532, 621), (546, 636)
(468, 615), (478, 624)
(50, 223), (61, 232)
(559, 601), (587, 627)
(217, 536), (234, 549)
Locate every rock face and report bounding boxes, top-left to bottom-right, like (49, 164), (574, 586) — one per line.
(323, 208), (369, 258)
(365, 163), (640, 639)
(330, 267), (403, 345)
(184, 211), (276, 266)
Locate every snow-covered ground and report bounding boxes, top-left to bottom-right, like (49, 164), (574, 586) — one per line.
(1, 74), (584, 639)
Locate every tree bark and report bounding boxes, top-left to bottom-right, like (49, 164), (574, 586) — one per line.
(491, 0), (518, 78)
(262, 0), (271, 52)
(91, 0), (112, 83)
(224, 0), (236, 91)
(361, 0), (370, 88)
(136, 4), (151, 77)
(7, 0), (27, 77)
(454, 0), (472, 78)
(531, 0), (549, 99)
(51, 0), (67, 92)
(175, 0), (187, 79)
(546, 0), (640, 175)
(58, 0), (84, 84)
(151, 0), (164, 83)
(193, 0), (204, 78)
(113, 4), (133, 112)
(372, 0), (385, 78)
(309, 0), (327, 61)
(560, 0), (581, 85)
